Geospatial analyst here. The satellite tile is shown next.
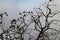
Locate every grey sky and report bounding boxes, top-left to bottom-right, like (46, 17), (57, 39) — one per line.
(0, 0), (60, 29)
(0, 0), (60, 40)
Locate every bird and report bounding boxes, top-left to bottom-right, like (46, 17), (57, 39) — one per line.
(49, 0), (54, 2)
(49, 0), (52, 2)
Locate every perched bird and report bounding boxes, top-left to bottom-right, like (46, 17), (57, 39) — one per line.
(23, 11), (26, 13)
(19, 13), (21, 15)
(11, 19), (16, 24)
(4, 12), (8, 16)
(49, 0), (52, 2)
(49, 0), (54, 2)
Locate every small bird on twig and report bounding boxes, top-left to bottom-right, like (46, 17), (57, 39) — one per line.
(49, 0), (52, 2)
(49, 0), (54, 2)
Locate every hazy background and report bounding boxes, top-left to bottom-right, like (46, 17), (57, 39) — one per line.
(0, 0), (45, 28)
(0, 0), (60, 40)
(0, 0), (60, 30)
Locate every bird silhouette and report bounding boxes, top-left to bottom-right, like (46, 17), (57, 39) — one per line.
(49, 0), (52, 2)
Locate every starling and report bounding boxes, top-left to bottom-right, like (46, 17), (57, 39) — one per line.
(19, 13), (21, 15)
(23, 11), (26, 13)
(4, 12), (8, 16)
(24, 14), (26, 16)
(49, 0), (52, 2)
(4, 12), (7, 14)
(18, 18), (19, 20)
(28, 11), (30, 13)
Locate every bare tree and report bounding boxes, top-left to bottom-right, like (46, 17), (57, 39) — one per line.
(0, 0), (60, 40)
(28, 0), (60, 40)
(0, 12), (8, 40)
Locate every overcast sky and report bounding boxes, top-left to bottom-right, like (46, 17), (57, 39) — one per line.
(0, 0), (45, 28)
(0, 0), (60, 14)
(0, 0), (45, 20)
(0, 0), (44, 11)
(0, 0), (60, 28)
